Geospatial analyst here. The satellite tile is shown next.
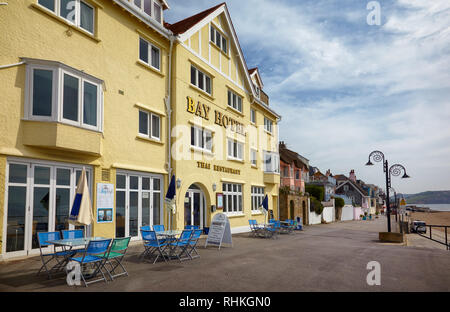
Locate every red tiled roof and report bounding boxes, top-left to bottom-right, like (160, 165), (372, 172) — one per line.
(165, 2), (225, 35)
(248, 67), (258, 75)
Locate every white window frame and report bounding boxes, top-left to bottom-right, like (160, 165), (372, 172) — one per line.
(227, 90), (243, 113)
(191, 126), (213, 152)
(37, 0), (95, 35)
(190, 65), (212, 95)
(222, 183), (243, 215)
(250, 148), (257, 167)
(139, 37), (161, 71)
(227, 139), (243, 161)
(25, 60), (103, 132)
(264, 117), (273, 134)
(138, 110), (161, 141)
(130, 0), (163, 24)
(251, 186), (265, 213)
(250, 109), (256, 124)
(210, 24), (227, 54)
(263, 151), (280, 174)
(115, 170), (163, 240)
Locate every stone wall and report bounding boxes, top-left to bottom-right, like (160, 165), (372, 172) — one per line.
(279, 192), (309, 225)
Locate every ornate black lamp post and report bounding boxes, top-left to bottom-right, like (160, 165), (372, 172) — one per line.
(366, 151), (410, 232)
(389, 187), (398, 222)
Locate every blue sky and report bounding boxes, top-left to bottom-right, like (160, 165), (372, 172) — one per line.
(165, 0), (450, 194)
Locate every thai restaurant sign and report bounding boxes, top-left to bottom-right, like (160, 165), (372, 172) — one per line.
(186, 96), (245, 135)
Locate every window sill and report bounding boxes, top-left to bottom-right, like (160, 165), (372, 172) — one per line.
(191, 146), (214, 156)
(210, 42), (230, 60)
(227, 157), (244, 164)
(223, 212), (245, 218)
(251, 211), (263, 215)
(136, 60), (164, 77)
(264, 129), (273, 136)
(226, 105), (245, 117)
(189, 84), (214, 101)
(31, 3), (101, 43)
(136, 135), (163, 145)
(251, 164), (258, 169)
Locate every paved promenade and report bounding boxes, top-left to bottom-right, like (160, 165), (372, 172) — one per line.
(0, 217), (449, 292)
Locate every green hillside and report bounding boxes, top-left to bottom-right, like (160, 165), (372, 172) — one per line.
(400, 191), (450, 204)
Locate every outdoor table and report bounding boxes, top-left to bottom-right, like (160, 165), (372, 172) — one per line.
(45, 237), (107, 276)
(155, 230), (184, 260)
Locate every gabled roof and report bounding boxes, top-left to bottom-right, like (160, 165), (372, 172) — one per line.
(335, 180), (369, 197)
(249, 67), (264, 89)
(279, 144), (309, 170)
(164, 3), (224, 35)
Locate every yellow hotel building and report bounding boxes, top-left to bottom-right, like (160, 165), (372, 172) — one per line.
(0, 1), (280, 259)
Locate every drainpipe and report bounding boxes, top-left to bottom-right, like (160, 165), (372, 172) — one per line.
(164, 33), (175, 229)
(0, 61), (25, 69)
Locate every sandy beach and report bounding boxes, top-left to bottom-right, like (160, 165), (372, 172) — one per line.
(410, 211), (450, 232)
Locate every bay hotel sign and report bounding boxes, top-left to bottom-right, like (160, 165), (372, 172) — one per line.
(186, 96), (245, 136)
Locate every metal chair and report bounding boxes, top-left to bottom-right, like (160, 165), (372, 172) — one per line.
(248, 219), (263, 237)
(186, 229), (203, 259)
(140, 230), (169, 264)
(140, 225), (151, 231)
(185, 225), (199, 230)
(168, 229), (193, 262)
(99, 237), (131, 281)
(69, 239), (112, 287)
(153, 224), (165, 232)
(37, 231), (75, 279)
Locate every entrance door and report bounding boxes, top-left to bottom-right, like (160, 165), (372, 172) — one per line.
(3, 160), (92, 258)
(184, 186), (205, 229)
(115, 171), (162, 240)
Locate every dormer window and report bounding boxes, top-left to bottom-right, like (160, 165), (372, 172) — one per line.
(131, 0), (163, 24)
(254, 84), (260, 99)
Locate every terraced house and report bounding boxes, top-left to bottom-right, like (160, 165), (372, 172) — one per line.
(0, 1), (280, 260)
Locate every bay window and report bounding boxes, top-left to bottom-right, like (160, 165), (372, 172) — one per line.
(25, 59), (103, 132)
(263, 151), (280, 173)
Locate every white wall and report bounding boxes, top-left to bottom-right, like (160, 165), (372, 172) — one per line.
(322, 207), (333, 223)
(341, 205), (353, 221)
(309, 211), (322, 225)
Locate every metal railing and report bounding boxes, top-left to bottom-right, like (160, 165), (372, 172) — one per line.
(416, 225), (449, 250)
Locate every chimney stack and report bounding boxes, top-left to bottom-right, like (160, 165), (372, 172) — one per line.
(349, 169), (356, 182)
(326, 169), (331, 177)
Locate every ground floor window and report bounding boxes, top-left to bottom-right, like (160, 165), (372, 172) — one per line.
(115, 171), (162, 239)
(3, 159), (91, 256)
(222, 182), (243, 214)
(251, 186), (265, 212)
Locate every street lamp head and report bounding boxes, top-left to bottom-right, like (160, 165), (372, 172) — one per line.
(365, 160), (374, 166)
(402, 173), (410, 179)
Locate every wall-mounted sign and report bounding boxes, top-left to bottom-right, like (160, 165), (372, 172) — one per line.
(216, 192), (223, 210)
(187, 96), (245, 135)
(196, 161), (240, 175)
(96, 183), (114, 223)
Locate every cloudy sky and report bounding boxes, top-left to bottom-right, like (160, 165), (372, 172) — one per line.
(165, 0), (450, 194)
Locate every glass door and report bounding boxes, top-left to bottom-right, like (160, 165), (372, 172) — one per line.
(184, 188), (204, 229)
(4, 163), (29, 258)
(115, 172), (162, 239)
(3, 160), (92, 258)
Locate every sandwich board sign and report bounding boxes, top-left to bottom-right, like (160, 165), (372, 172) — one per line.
(205, 213), (232, 249)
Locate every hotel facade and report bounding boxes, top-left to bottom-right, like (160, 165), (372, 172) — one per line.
(0, 0), (280, 259)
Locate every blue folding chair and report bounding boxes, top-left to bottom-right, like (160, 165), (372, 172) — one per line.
(97, 237), (131, 281)
(248, 220), (263, 237)
(153, 224), (165, 232)
(168, 230), (193, 262)
(37, 231), (76, 279)
(185, 225), (199, 230)
(140, 230), (169, 264)
(140, 225), (151, 231)
(69, 239), (112, 287)
(186, 229), (203, 259)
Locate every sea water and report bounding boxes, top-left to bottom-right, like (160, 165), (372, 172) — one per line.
(410, 204), (450, 212)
